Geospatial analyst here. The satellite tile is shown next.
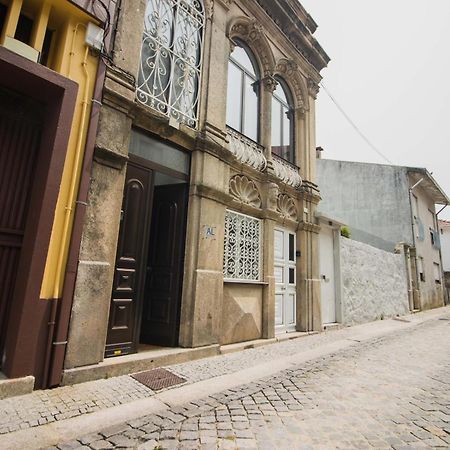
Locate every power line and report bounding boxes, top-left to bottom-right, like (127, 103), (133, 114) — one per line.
(319, 81), (394, 165)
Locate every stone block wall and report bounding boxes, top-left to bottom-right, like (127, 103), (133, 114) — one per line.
(444, 272), (450, 305)
(340, 238), (409, 325)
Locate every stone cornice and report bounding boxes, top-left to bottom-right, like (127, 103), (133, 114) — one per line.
(252, 0), (330, 73)
(298, 221), (321, 234)
(93, 145), (128, 170)
(191, 183), (233, 206)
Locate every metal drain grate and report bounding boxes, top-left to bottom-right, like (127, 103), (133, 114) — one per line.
(131, 368), (186, 391)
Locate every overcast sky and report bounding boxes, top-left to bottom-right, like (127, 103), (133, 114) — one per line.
(300, 0), (450, 220)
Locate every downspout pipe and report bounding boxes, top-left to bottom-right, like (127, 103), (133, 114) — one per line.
(46, 56), (106, 388)
(46, 0), (122, 388)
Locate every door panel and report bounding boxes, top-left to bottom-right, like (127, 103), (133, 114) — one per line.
(274, 228), (297, 333)
(0, 89), (42, 365)
(140, 184), (188, 347)
(319, 227), (336, 324)
(105, 164), (153, 357)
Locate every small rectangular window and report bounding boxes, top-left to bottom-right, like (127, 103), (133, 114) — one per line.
(418, 257), (425, 282)
(434, 263), (441, 284)
(288, 267), (295, 284)
(289, 234), (295, 262)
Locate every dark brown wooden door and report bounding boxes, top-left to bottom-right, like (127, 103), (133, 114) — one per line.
(105, 162), (153, 357)
(140, 184), (188, 347)
(0, 88), (42, 365)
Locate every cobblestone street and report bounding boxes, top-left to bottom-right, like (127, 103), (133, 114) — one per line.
(1, 309), (449, 449)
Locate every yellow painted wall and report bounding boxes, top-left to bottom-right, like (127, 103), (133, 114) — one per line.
(0, 0), (100, 299)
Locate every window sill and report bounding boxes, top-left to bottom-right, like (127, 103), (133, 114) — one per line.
(224, 279), (269, 285)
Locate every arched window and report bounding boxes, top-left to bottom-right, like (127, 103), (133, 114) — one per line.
(226, 44), (259, 142)
(271, 79), (294, 163)
(137, 0), (205, 129)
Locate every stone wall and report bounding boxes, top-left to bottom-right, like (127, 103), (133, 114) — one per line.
(340, 238), (409, 325)
(444, 272), (450, 305)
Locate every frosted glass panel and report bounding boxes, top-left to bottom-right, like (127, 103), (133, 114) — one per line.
(130, 130), (190, 174)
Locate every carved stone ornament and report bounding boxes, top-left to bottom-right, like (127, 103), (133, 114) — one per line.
(229, 175), (262, 208)
(227, 16), (276, 77)
(308, 78), (320, 99)
(267, 182), (279, 211)
(261, 75), (277, 93)
(274, 59), (309, 112)
(277, 194), (298, 221)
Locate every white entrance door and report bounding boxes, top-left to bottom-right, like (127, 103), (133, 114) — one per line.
(319, 226), (336, 323)
(274, 228), (296, 333)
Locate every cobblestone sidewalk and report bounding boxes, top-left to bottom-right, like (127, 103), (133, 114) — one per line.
(50, 315), (450, 449)
(0, 313), (411, 435)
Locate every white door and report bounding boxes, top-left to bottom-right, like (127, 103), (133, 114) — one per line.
(274, 228), (296, 333)
(319, 227), (336, 323)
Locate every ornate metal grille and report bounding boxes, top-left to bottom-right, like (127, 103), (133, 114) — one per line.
(224, 210), (262, 281)
(137, 0), (205, 128)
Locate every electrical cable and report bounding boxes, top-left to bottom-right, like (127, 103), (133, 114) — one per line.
(319, 81), (394, 165)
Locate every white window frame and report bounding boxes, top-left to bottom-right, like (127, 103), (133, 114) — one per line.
(223, 209), (262, 282)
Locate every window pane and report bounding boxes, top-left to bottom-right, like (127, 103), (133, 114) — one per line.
(289, 268), (295, 284)
(230, 46), (256, 76)
(244, 74), (258, 141)
(130, 130), (190, 174)
(271, 98), (282, 155)
(282, 106), (293, 162)
(136, 0), (204, 129)
(289, 234), (295, 261)
(274, 82), (288, 105)
(226, 61), (242, 131)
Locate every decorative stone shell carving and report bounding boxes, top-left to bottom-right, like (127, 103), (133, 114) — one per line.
(277, 194), (298, 221)
(229, 175), (262, 208)
(274, 58), (309, 112)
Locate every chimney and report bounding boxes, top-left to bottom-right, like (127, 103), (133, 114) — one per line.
(316, 146), (323, 159)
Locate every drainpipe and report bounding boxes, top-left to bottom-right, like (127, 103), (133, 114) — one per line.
(45, 56), (106, 388)
(45, 0), (121, 388)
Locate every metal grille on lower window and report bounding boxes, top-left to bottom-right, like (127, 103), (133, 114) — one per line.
(223, 210), (262, 281)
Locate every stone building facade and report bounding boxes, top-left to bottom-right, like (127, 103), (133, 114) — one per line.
(61, 0), (329, 382)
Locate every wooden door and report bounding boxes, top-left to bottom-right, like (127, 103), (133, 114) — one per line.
(105, 162), (153, 357)
(0, 88), (42, 364)
(140, 184), (188, 347)
(274, 228), (297, 333)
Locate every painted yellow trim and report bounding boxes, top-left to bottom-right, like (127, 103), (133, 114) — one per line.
(0, 0), (101, 299)
(0, 0), (23, 45)
(30, 1), (51, 52)
(52, 45), (91, 299)
(38, 7), (100, 299)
